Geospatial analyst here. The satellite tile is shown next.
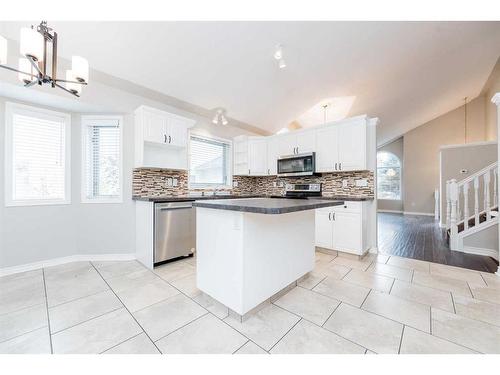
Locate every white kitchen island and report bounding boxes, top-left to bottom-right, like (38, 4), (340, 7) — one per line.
(192, 198), (343, 316)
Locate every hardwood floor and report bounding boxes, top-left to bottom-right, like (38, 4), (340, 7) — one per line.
(378, 212), (499, 273)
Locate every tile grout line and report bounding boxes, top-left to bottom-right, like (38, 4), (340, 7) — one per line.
(99, 332), (145, 354)
(397, 325), (405, 354)
(388, 278), (396, 294)
(47, 288), (113, 310)
(89, 261), (163, 354)
(267, 317), (303, 353)
(359, 288), (372, 309)
(450, 292), (457, 314)
(0, 323), (48, 345)
(152, 311), (210, 348)
(231, 339), (250, 354)
(147, 269), (271, 354)
(41, 268), (54, 354)
(50, 306), (124, 336)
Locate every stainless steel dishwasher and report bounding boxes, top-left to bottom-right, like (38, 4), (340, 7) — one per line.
(154, 202), (195, 264)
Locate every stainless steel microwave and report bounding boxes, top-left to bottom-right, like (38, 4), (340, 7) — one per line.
(277, 152), (316, 177)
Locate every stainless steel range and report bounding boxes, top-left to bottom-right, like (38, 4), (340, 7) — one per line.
(284, 183), (322, 198)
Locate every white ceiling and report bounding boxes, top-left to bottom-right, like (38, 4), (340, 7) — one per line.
(1, 21), (499, 144)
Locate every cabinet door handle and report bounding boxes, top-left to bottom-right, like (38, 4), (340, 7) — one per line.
(164, 134), (167, 143)
(268, 168), (270, 175)
(296, 146), (299, 154)
(328, 212), (332, 221)
(339, 162), (341, 170)
(334, 162), (337, 170)
(169, 135), (172, 144)
(248, 169), (251, 175)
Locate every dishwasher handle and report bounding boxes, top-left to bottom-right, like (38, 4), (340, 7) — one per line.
(159, 205), (192, 211)
(155, 202), (194, 210)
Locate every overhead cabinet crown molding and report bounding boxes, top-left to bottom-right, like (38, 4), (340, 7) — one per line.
(134, 105), (196, 170)
(234, 115), (377, 176)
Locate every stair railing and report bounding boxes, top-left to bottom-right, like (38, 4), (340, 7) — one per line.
(447, 162), (498, 251)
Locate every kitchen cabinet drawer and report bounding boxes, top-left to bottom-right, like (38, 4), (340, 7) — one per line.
(332, 201), (362, 213)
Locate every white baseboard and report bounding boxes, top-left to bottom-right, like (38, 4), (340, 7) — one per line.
(461, 246), (499, 261)
(403, 211), (435, 217)
(377, 210), (403, 214)
(0, 253), (136, 277)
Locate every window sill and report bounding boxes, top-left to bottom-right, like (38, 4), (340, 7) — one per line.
(5, 199), (71, 207)
(81, 197), (123, 204)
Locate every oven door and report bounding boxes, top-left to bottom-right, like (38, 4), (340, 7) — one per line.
(277, 153), (315, 177)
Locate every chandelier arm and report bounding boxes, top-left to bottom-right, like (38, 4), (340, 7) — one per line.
(0, 64), (39, 78)
(26, 56), (43, 76)
(54, 78), (88, 85)
(24, 80), (38, 88)
(53, 81), (80, 98)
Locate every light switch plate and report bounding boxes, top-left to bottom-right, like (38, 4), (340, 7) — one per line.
(172, 178), (178, 187)
(342, 179), (348, 188)
(355, 179), (368, 187)
(166, 178), (173, 187)
(233, 181), (239, 187)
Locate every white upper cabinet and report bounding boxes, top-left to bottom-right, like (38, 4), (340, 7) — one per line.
(316, 117), (368, 172)
(315, 126), (339, 172)
(233, 136), (250, 175)
(234, 115), (375, 175)
(296, 130), (316, 154)
(338, 120), (366, 171)
(248, 137), (268, 176)
(135, 105), (195, 169)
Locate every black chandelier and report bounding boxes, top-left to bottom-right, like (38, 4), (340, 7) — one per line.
(0, 21), (88, 97)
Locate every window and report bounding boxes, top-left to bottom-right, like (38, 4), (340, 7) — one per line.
(82, 116), (122, 203)
(189, 135), (231, 188)
(377, 151), (401, 200)
(5, 103), (71, 206)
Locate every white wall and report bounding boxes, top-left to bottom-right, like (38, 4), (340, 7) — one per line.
(0, 70), (257, 269)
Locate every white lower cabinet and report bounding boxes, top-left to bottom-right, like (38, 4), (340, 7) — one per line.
(315, 201), (368, 255)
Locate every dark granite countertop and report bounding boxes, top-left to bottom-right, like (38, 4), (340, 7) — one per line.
(132, 194), (262, 203)
(133, 194), (373, 203)
(192, 198), (344, 214)
(311, 195), (374, 202)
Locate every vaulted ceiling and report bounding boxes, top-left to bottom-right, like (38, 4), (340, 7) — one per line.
(1, 21), (499, 145)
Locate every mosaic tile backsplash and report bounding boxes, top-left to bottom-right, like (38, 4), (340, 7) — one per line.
(133, 168), (374, 198)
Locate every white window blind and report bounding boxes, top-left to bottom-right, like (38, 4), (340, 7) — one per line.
(189, 135), (231, 188)
(6, 104), (70, 206)
(83, 117), (122, 202)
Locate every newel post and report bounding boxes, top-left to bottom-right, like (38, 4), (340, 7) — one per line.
(492, 93), (500, 276)
(449, 179), (459, 250)
(446, 181), (451, 229)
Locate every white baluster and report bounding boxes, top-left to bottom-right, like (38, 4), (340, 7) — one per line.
(449, 179), (458, 250)
(484, 170), (491, 220)
(494, 168), (498, 208)
(446, 181), (451, 229)
(457, 187), (461, 222)
(474, 176), (479, 226)
(434, 188), (439, 221)
(463, 182), (469, 230)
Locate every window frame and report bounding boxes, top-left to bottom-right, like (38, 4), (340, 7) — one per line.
(81, 115), (123, 204)
(4, 102), (72, 207)
(188, 132), (233, 190)
(376, 151), (402, 201)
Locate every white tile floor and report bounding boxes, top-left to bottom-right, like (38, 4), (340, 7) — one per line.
(1, 252), (499, 354)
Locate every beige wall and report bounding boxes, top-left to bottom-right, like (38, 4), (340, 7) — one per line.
(439, 142), (497, 226)
(377, 137), (404, 212)
(482, 57), (500, 141)
(403, 95), (487, 214)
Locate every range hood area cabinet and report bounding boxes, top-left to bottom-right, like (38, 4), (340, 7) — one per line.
(233, 115), (377, 176)
(134, 105), (196, 169)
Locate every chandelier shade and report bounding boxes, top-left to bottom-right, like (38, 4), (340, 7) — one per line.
(72, 56), (89, 83)
(20, 27), (44, 62)
(18, 58), (36, 84)
(0, 35), (7, 65)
